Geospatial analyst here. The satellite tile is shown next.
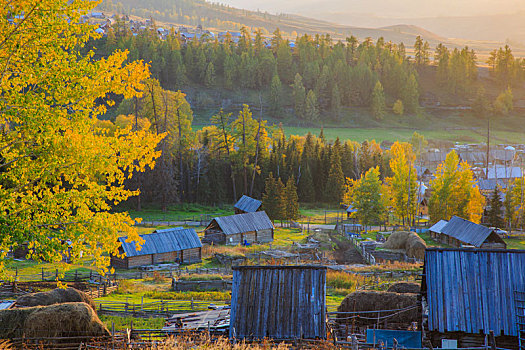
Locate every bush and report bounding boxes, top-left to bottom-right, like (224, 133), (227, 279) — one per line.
(393, 99), (404, 115)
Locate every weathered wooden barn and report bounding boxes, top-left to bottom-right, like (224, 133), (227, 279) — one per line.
(428, 219), (448, 240)
(430, 216), (506, 249)
(422, 248), (525, 348)
(111, 227), (202, 269)
(233, 195), (262, 214)
(204, 211), (274, 245)
(229, 265), (326, 340)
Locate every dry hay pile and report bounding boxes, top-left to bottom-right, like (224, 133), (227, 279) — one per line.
(337, 291), (419, 327)
(15, 287), (96, 312)
(0, 302), (110, 338)
(383, 231), (426, 260)
(387, 282), (421, 294)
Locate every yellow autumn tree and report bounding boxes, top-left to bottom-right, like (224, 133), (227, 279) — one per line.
(0, 0), (162, 275)
(385, 142), (418, 225)
(428, 151), (485, 223)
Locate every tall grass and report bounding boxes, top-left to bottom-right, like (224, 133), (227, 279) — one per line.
(143, 290), (230, 301)
(326, 271), (365, 291)
(99, 315), (164, 331)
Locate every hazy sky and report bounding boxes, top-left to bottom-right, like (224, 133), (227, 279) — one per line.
(216, 0), (525, 18)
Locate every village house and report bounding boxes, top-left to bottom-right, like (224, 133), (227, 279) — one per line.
(428, 216), (506, 248)
(111, 227), (202, 269)
(422, 248), (525, 348)
(229, 265), (326, 340)
(233, 195), (262, 214)
(203, 211), (274, 245)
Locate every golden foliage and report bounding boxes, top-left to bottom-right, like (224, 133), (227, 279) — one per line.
(0, 0), (163, 275)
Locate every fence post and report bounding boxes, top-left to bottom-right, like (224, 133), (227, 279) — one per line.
(41, 267), (44, 281)
(75, 270), (78, 282)
(55, 269), (58, 280)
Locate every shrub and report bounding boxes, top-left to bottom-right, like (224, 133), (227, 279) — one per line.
(393, 99), (404, 115)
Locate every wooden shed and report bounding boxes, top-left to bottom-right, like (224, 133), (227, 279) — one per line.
(111, 227), (202, 269)
(229, 265), (327, 340)
(204, 211), (274, 245)
(422, 248), (525, 348)
(233, 195), (262, 214)
(433, 216), (506, 249)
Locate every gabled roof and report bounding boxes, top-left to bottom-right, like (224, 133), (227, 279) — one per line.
(429, 219), (448, 234)
(209, 211), (274, 235)
(234, 195), (262, 213)
(440, 216), (496, 247)
(423, 248), (525, 336)
(119, 227), (202, 257)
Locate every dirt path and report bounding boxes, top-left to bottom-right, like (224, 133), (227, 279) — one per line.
(329, 233), (366, 265)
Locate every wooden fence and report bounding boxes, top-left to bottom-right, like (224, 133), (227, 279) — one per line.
(96, 299), (229, 318)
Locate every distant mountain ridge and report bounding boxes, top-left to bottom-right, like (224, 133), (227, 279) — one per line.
(310, 11), (525, 45)
(99, 0), (446, 45)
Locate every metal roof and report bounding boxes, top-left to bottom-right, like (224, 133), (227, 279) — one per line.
(476, 179), (507, 191)
(210, 211), (274, 235)
(230, 265), (326, 340)
(485, 166), (522, 180)
(233, 195), (262, 213)
(440, 216), (497, 247)
(423, 248), (525, 336)
(119, 227), (202, 257)
(0, 300), (14, 310)
(429, 219), (448, 234)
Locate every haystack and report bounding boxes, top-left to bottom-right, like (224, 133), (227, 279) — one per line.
(0, 302), (110, 338)
(337, 291), (419, 327)
(15, 287), (96, 312)
(382, 231), (411, 249)
(382, 231), (426, 260)
(387, 282), (421, 294)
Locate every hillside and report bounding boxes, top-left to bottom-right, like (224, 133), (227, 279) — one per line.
(98, 0), (447, 46)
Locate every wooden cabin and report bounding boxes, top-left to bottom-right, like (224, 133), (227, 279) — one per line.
(111, 227), (202, 269)
(233, 195), (262, 214)
(430, 216), (506, 249)
(204, 211), (274, 245)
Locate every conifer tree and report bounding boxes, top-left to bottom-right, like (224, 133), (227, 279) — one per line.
(331, 85), (342, 119)
(262, 173), (282, 222)
(402, 74), (419, 114)
(298, 164), (315, 202)
(275, 177), (286, 223)
(269, 73), (283, 117)
(487, 186), (505, 229)
(284, 175), (299, 220)
(325, 146), (345, 204)
(292, 73), (306, 118)
(204, 62), (215, 87)
(305, 90), (319, 121)
(371, 81), (386, 120)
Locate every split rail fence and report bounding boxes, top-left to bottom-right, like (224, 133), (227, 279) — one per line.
(96, 299), (230, 318)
